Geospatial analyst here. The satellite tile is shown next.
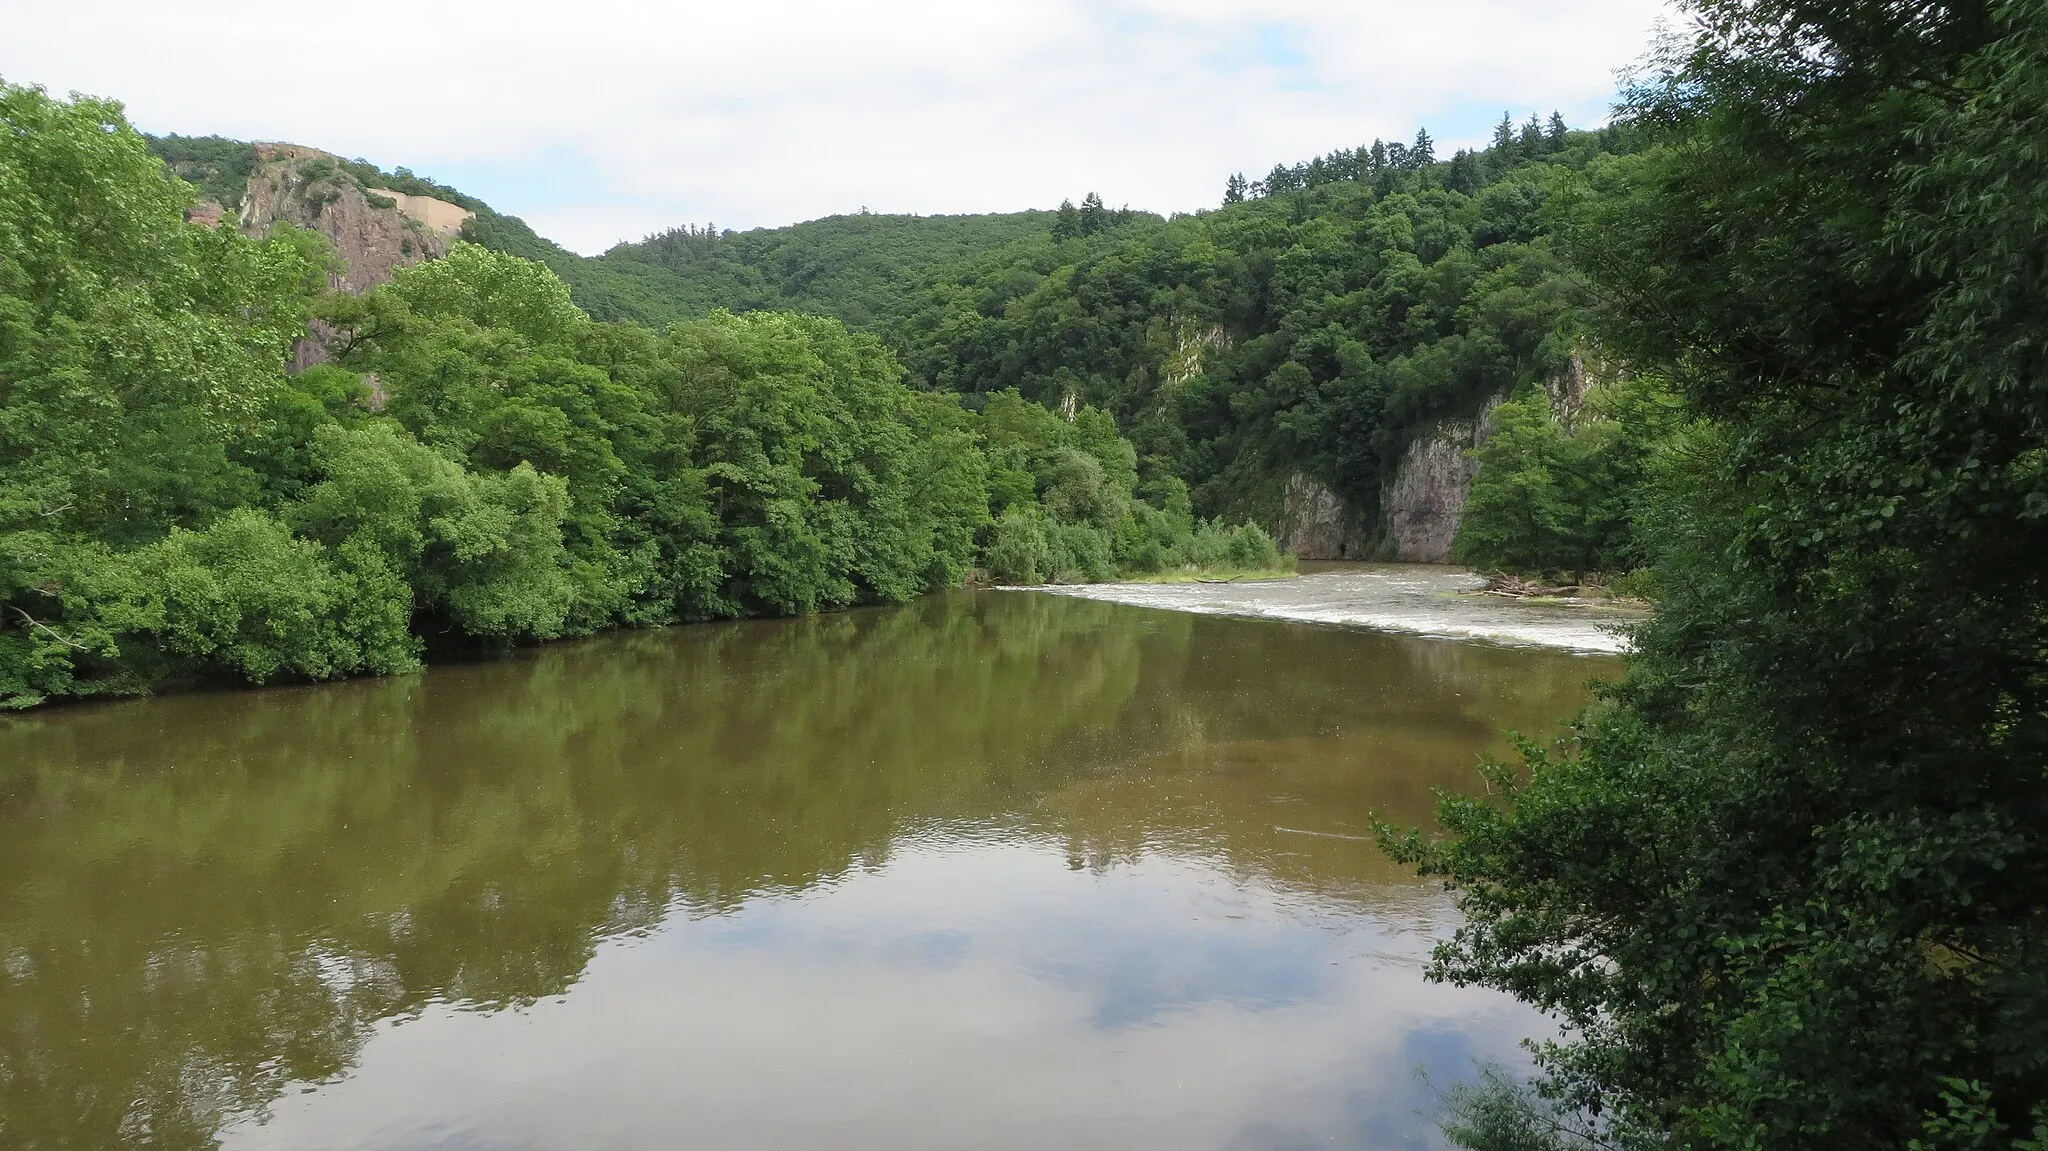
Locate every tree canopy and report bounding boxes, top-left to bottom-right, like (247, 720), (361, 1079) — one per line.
(1384, 1), (2048, 1145)
(2, 82), (1276, 709)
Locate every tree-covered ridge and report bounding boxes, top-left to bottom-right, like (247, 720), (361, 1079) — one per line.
(887, 120), (1632, 530)
(4, 84), (1278, 710)
(138, 132), (1131, 337)
(598, 209), (1088, 327)
(144, 122), (1625, 566)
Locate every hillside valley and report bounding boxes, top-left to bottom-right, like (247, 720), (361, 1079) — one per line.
(10, 2), (2047, 1144)
(148, 120), (1629, 565)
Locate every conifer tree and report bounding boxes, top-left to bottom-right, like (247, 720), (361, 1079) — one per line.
(1078, 191), (1107, 235)
(1409, 127), (1435, 167)
(1051, 199), (1080, 241)
(1492, 111), (1517, 154)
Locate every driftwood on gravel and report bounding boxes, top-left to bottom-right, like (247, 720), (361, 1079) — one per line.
(1470, 571), (1581, 598)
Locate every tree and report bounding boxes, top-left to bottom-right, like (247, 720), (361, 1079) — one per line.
(1223, 172), (1248, 205)
(0, 81), (329, 706)
(1387, 1), (2048, 1146)
(1410, 126), (1436, 167)
(1452, 375), (1679, 579)
(1492, 112), (1518, 155)
(1051, 198), (1081, 241)
(1079, 191), (1107, 235)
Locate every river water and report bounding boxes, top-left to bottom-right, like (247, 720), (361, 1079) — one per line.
(1036, 563), (1645, 654)
(0, 585), (1619, 1150)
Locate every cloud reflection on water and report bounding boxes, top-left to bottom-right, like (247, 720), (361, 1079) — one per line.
(226, 838), (1545, 1151)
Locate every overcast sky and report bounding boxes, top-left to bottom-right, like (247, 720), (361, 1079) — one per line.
(4, 0), (1674, 254)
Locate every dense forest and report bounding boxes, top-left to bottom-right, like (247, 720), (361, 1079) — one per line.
(885, 120), (1630, 534)
(494, 119), (1637, 547)
(571, 119), (1647, 560)
(1380, 0), (2048, 1147)
(0, 84), (1280, 709)
(150, 112), (1652, 572)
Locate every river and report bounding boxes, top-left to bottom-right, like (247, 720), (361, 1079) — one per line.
(0, 583), (1621, 1150)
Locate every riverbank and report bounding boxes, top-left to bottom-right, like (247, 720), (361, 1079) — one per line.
(1024, 562), (1644, 654)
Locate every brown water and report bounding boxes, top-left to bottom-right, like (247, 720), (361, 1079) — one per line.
(0, 590), (1615, 1151)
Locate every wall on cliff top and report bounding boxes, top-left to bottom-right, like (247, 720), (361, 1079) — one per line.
(235, 143), (471, 294)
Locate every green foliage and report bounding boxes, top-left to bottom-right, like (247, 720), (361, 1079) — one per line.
(1453, 373), (1686, 579)
(661, 311), (971, 613)
(143, 133), (256, 209)
(1, 84), (1275, 709)
(887, 128), (1624, 528)
(1, 81), (324, 705)
(1434, 1066), (1635, 1151)
(592, 210), (1079, 327)
(290, 421), (576, 640)
(120, 507), (420, 683)
(1387, 2), (2048, 1147)
(387, 241), (586, 344)
(973, 390), (1287, 584)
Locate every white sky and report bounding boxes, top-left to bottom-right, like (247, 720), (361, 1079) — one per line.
(3, 0), (1674, 254)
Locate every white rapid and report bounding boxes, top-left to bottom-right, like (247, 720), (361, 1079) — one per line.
(1030, 564), (1644, 654)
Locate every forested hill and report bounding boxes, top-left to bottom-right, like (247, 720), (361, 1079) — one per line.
(147, 119), (1640, 560)
(889, 120), (1640, 545)
(145, 134), (1142, 329)
(7, 88), (1285, 709)
(592, 210), (1065, 327)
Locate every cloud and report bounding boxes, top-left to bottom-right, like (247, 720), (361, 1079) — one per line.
(1, 0), (1673, 253)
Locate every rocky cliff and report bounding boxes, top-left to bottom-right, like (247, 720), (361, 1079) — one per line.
(234, 143), (471, 293)
(1274, 398), (1502, 564)
(1276, 356), (1590, 563)
(1378, 395), (1503, 562)
(177, 143), (476, 372)
(1274, 473), (1376, 560)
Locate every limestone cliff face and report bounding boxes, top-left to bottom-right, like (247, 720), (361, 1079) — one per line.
(236, 143), (471, 294)
(1276, 474), (1375, 560)
(1379, 396), (1503, 562)
(1273, 392), (1510, 563)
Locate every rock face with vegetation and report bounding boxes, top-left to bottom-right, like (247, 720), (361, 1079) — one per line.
(1381, 398), (1499, 562)
(1275, 472), (1372, 559)
(235, 144), (467, 292)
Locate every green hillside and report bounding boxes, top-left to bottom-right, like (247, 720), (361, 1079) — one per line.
(145, 123), (1634, 549)
(144, 132), (1115, 331)
(597, 210), (1064, 326)
(887, 122), (1638, 530)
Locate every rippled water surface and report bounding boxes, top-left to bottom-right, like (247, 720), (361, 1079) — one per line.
(0, 590), (1616, 1150)
(1037, 563), (1646, 653)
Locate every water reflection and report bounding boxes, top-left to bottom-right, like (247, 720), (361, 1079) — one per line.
(0, 591), (1612, 1150)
